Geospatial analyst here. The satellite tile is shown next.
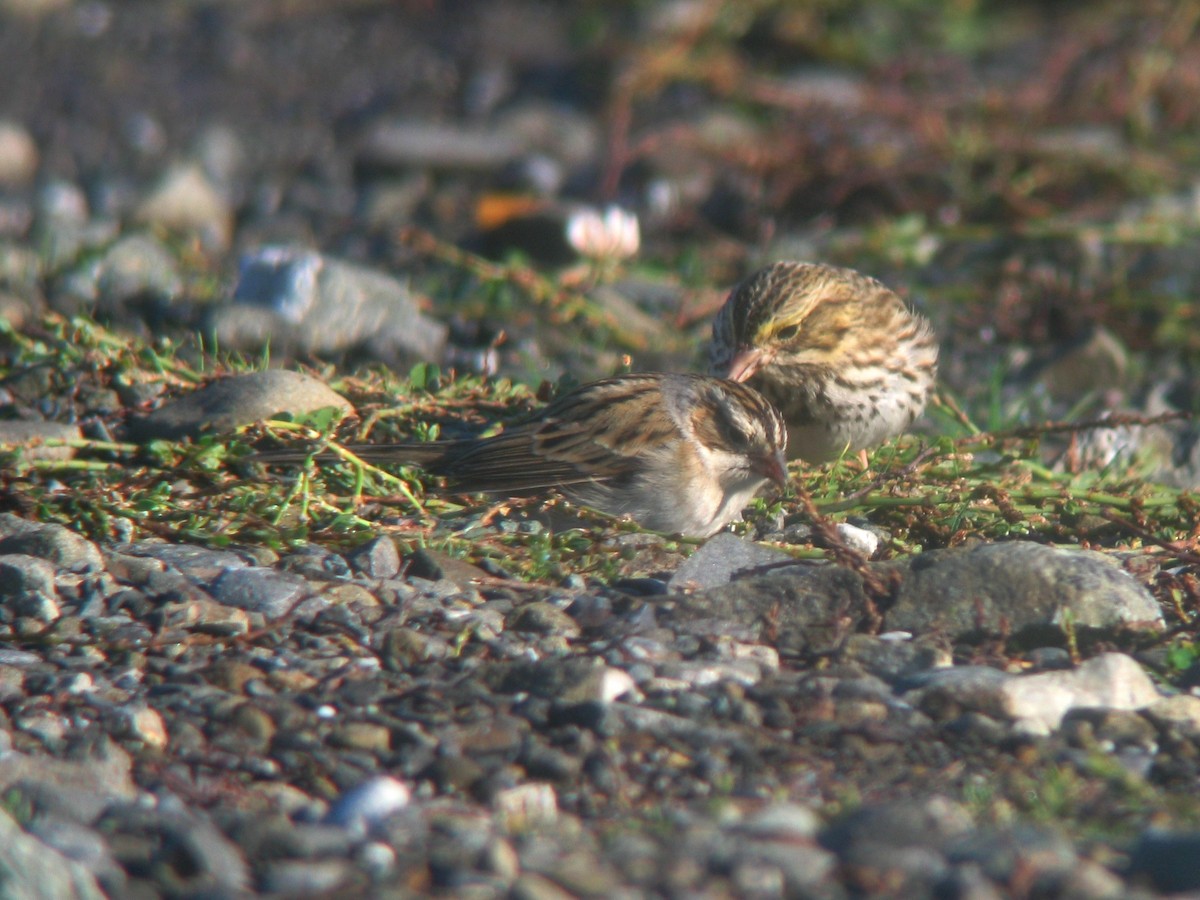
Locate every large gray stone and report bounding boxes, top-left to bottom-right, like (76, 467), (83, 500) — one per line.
(0, 808), (106, 900)
(0, 520), (102, 572)
(658, 562), (869, 656)
(886, 541), (1163, 641)
(0, 421), (81, 461)
(130, 370), (352, 441)
(668, 533), (794, 592)
(210, 246), (448, 366)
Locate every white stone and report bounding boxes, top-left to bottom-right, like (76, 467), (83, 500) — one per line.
(1000, 653), (1161, 736)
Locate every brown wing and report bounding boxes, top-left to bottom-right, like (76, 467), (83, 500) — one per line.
(429, 374), (681, 494)
(256, 374), (688, 496)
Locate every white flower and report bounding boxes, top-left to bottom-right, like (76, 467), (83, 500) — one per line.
(565, 205), (640, 262)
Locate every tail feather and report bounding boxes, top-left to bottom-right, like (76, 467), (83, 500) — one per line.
(251, 442), (449, 467)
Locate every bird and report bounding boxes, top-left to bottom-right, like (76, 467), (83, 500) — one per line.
(255, 373), (788, 539)
(707, 261), (938, 463)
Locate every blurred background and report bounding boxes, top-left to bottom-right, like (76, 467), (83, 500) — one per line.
(2, 0), (1200, 457)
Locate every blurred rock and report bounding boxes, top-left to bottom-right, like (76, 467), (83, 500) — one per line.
(324, 776), (411, 834)
(211, 246), (447, 366)
(135, 163), (232, 250)
(33, 180), (117, 270)
(0, 421), (81, 461)
(1128, 829), (1200, 892)
(998, 652), (1161, 735)
(0, 0), (73, 14)
(0, 516), (103, 571)
(0, 120), (38, 185)
(497, 104), (600, 170)
(54, 234), (181, 317)
(358, 119), (523, 172)
(129, 370), (352, 441)
(191, 124), (247, 187)
(1034, 326), (1129, 401)
(0, 808), (105, 900)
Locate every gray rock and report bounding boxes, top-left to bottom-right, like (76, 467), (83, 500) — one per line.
(134, 162), (232, 250)
(507, 601), (581, 637)
(26, 818), (126, 893)
(1127, 829), (1200, 892)
(259, 859), (353, 896)
(129, 369), (352, 441)
(357, 118), (524, 171)
(0, 808), (106, 900)
(660, 563), (869, 655)
(0, 521), (102, 572)
(191, 123), (246, 186)
(0, 120), (38, 185)
(212, 246), (448, 366)
(1034, 325), (1129, 402)
(208, 566), (312, 619)
(347, 535), (401, 579)
(0, 420), (81, 461)
(33, 180), (116, 270)
(947, 823), (1079, 884)
(0, 552), (58, 605)
(668, 533), (795, 592)
(836, 521), (880, 557)
(822, 795), (972, 893)
(886, 541), (1163, 641)
(0, 744), (136, 824)
(111, 542), (249, 587)
(116, 705), (168, 749)
(57, 234), (181, 315)
(96, 234), (181, 310)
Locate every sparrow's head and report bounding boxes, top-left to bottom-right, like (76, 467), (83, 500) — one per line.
(687, 378), (788, 490)
(710, 261), (888, 382)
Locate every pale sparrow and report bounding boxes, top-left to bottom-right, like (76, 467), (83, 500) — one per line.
(708, 261), (939, 462)
(257, 373), (788, 538)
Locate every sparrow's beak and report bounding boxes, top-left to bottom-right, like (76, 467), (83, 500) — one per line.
(759, 449), (789, 490)
(723, 346), (768, 383)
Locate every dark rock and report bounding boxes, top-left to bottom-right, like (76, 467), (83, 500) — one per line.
(659, 563), (869, 655)
(1127, 829), (1200, 892)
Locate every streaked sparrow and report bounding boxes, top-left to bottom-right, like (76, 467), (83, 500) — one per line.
(258, 373), (788, 538)
(708, 261), (938, 462)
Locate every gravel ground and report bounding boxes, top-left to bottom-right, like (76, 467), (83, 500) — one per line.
(1, 2), (1200, 897)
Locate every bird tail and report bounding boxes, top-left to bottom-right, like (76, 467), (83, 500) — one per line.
(250, 442), (447, 467)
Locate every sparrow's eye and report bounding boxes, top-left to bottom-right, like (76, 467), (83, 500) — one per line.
(774, 323), (801, 342)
